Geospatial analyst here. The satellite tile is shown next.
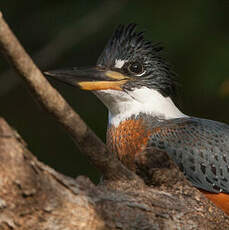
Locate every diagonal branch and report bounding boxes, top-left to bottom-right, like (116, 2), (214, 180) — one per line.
(0, 117), (227, 229)
(0, 0), (128, 96)
(0, 11), (140, 183)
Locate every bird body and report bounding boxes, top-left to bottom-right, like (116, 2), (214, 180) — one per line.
(45, 24), (229, 215)
(106, 113), (229, 214)
(107, 114), (229, 192)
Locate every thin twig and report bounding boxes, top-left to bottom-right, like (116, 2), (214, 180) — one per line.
(0, 11), (140, 182)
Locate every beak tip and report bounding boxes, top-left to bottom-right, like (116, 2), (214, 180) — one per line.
(43, 71), (53, 76)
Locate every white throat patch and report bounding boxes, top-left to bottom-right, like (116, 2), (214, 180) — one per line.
(94, 87), (188, 127)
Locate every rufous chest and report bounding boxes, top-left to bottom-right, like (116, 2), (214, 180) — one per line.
(106, 118), (151, 171)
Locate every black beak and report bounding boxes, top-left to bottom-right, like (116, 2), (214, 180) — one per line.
(44, 67), (129, 91)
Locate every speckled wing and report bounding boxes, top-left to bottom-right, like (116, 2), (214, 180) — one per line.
(148, 117), (229, 193)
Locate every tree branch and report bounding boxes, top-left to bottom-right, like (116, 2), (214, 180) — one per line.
(0, 0), (128, 96)
(0, 10), (138, 182)
(0, 117), (228, 229)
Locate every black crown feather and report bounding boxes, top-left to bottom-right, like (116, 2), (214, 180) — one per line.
(97, 24), (177, 97)
(97, 24), (163, 66)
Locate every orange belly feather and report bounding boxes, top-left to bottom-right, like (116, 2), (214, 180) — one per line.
(201, 190), (229, 215)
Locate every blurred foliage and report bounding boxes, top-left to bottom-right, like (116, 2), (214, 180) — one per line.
(0, 0), (229, 183)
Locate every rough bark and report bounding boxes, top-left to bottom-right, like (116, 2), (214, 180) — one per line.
(0, 9), (229, 230)
(0, 118), (229, 230)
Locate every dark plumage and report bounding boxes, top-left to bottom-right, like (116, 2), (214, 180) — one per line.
(146, 116), (229, 193)
(97, 24), (177, 97)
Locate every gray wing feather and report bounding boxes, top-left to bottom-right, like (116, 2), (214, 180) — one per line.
(148, 117), (229, 193)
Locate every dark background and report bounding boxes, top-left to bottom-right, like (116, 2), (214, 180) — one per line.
(1, 0), (229, 183)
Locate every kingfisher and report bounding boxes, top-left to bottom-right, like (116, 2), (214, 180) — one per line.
(45, 24), (229, 215)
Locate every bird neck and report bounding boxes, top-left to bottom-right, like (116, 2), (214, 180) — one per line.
(94, 87), (188, 127)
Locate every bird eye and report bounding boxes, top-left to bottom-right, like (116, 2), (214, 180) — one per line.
(127, 62), (144, 75)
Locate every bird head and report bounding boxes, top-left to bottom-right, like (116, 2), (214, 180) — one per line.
(45, 24), (185, 126)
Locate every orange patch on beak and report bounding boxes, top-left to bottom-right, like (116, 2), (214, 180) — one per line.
(105, 70), (128, 80)
(78, 80), (128, 91)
